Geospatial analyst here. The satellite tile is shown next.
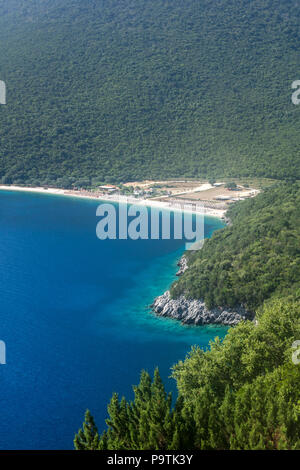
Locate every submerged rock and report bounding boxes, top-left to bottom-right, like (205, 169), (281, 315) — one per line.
(151, 291), (253, 326)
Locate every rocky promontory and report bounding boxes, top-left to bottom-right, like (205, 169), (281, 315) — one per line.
(151, 291), (253, 326)
(176, 255), (188, 276)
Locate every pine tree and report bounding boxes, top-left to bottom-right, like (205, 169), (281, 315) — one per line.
(147, 368), (172, 449)
(74, 409), (100, 450)
(105, 393), (131, 449)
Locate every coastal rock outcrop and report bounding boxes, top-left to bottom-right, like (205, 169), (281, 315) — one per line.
(151, 291), (253, 326)
(176, 256), (188, 276)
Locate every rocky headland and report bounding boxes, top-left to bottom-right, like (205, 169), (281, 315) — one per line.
(151, 291), (253, 326)
(152, 255), (253, 326)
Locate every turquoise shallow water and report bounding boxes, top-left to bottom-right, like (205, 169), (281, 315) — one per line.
(0, 190), (226, 449)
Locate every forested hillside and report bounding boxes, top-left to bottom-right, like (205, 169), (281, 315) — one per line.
(171, 183), (300, 311)
(0, 0), (299, 186)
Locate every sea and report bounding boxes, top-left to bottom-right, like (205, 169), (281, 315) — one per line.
(0, 189), (226, 449)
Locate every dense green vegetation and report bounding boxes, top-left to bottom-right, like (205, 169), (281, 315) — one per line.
(171, 183), (300, 311)
(0, 0), (300, 187)
(75, 299), (300, 450)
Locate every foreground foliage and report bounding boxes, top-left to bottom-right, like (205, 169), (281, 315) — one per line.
(75, 299), (300, 450)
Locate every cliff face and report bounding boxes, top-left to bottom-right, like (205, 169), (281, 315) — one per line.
(151, 291), (253, 326)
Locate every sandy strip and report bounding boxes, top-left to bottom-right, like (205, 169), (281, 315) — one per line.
(0, 185), (227, 219)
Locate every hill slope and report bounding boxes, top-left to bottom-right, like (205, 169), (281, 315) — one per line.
(0, 0), (299, 186)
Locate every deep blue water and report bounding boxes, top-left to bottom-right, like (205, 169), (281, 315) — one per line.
(0, 190), (226, 449)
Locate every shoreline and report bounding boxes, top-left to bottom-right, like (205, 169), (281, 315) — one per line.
(0, 185), (227, 220)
